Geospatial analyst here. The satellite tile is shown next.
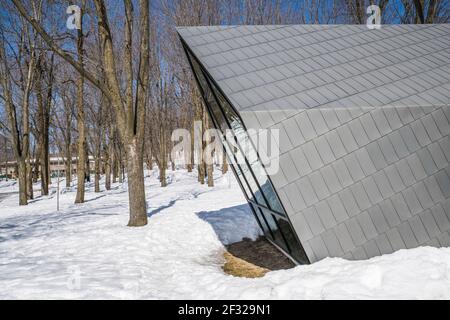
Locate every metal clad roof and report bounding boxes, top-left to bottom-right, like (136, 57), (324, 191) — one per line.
(179, 25), (450, 263)
(178, 24), (450, 114)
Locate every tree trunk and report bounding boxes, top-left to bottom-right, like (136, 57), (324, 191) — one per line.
(65, 108), (72, 188)
(222, 151), (228, 174)
(118, 145), (124, 184)
(38, 57), (52, 196)
(35, 56), (48, 195)
(40, 146), (49, 195)
(47, 159), (51, 186)
(160, 164), (163, 184)
(104, 144), (111, 190)
(44, 56), (53, 190)
(75, 125), (86, 203)
(94, 125), (101, 193)
(33, 144), (40, 183)
(160, 152), (167, 187)
(413, 0), (425, 23)
(74, 11), (86, 204)
(112, 146), (118, 183)
(187, 122), (194, 173)
(94, 156), (100, 193)
(159, 124), (167, 187)
(105, 160), (111, 190)
(65, 147), (72, 188)
(18, 160), (27, 205)
(198, 159), (205, 184)
(41, 110), (50, 195)
(126, 141), (147, 227)
(26, 156), (33, 200)
(5, 148), (8, 180)
(207, 163), (214, 187)
(196, 116), (205, 184)
(145, 150), (153, 172)
(75, 140), (86, 203)
(204, 114), (214, 187)
(85, 145), (91, 182)
(118, 164), (123, 183)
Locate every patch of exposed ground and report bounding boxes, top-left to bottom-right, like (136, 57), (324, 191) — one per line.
(223, 252), (269, 278)
(224, 237), (295, 277)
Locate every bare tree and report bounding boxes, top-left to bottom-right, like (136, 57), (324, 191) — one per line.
(86, 87), (105, 193)
(34, 51), (54, 195)
(53, 76), (76, 188)
(72, 0), (87, 203)
(12, 0), (151, 226)
(0, 2), (41, 205)
(412, 0), (442, 23)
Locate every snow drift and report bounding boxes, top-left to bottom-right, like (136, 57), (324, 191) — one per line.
(0, 171), (449, 299)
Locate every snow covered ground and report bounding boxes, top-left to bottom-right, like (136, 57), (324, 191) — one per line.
(1, 170), (450, 299)
(0, 179), (18, 192)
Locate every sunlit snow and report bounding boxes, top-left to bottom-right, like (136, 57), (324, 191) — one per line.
(1, 170), (449, 299)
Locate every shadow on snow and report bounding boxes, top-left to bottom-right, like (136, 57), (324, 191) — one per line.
(197, 203), (254, 245)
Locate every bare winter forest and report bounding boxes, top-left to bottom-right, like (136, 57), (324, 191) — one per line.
(0, 0), (448, 228)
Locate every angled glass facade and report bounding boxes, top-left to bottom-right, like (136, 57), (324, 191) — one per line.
(183, 45), (309, 264)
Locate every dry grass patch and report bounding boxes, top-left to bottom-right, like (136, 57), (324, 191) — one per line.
(223, 252), (270, 278)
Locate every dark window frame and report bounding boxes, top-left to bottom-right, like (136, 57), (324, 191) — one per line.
(180, 37), (310, 265)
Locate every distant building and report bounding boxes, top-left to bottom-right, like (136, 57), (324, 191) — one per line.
(0, 155), (96, 179)
(179, 24), (450, 264)
(0, 133), (14, 178)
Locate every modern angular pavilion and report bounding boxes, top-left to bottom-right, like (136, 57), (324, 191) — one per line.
(178, 24), (450, 264)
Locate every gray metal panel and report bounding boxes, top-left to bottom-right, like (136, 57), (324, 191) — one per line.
(375, 233), (394, 255)
(279, 106), (450, 262)
(409, 215), (430, 245)
(178, 25), (450, 112)
(179, 25), (450, 263)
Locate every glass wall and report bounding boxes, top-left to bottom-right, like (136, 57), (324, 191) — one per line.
(211, 79), (286, 215)
(184, 46), (309, 264)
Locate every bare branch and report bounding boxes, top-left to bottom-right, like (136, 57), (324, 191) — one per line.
(11, 0), (111, 99)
